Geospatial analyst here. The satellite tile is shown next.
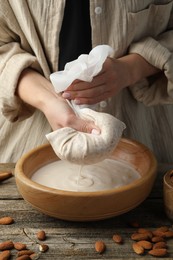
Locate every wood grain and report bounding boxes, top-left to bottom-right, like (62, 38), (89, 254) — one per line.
(0, 163), (173, 259)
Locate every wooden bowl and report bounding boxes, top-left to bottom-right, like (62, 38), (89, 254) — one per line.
(15, 138), (157, 221)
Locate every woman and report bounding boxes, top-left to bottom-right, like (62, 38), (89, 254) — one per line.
(0, 0), (173, 166)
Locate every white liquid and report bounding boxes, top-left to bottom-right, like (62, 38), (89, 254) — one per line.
(31, 159), (141, 192)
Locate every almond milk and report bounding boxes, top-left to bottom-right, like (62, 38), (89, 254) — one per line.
(31, 159), (140, 192)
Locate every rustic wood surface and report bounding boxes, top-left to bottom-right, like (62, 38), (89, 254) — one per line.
(0, 163), (173, 259)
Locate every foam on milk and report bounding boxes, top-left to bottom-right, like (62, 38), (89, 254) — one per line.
(31, 159), (141, 192)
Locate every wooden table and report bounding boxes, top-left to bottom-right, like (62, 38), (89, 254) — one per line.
(0, 163), (173, 259)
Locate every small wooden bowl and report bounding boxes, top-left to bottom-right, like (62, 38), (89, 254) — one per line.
(15, 138), (157, 221)
(163, 170), (173, 221)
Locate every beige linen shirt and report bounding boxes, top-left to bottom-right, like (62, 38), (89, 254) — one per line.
(0, 0), (173, 164)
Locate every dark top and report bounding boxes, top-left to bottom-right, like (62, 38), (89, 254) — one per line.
(58, 0), (92, 70)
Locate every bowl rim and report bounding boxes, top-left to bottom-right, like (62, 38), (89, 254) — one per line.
(15, 138), (157, 197)
(164, 169), (173, 189)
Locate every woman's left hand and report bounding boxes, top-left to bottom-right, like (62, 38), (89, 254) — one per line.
(62, 57), (131, 105)
(62, 53), (160, 105)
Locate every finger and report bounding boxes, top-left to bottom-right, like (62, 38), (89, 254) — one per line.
(62, 83), (107, 100)
(73, 91), (111, 105)
(72, 118), (101, 135)
(66, 72), (106, 91)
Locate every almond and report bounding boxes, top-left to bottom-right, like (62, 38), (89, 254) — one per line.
(36, 230), (46, 241)
(132, 243), (144, 255)
(17, 250), (35, 257)
(131, 233), (150, 241)
(95, 241), (106, 254)
(137, 240), (153, 250)
(153, 241), (167, 249)
(16, 256), (31, 260)
(0, 241), (14, 251)
(30, 253), (39, 259)
(137, 228), (149, 234)
(164, 230), (173, 238)
(0, 250), (11, 260)
(112, 234), (123, 244)
(14, 242), (27, 251)
(39, 244), (49, 253)
(156, 226), (169, 232)
(152, 230), (165, 238)
(0, 217), (14, 225)
(144, 231), (153, 239)
(148, 248), (167, 257)
(151, 236), (165, 243)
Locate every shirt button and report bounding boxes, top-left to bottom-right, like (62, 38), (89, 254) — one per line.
(95, 6), (102, 14)
(100, 101), (107, 108)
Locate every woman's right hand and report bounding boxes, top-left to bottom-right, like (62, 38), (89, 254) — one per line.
(42, 91), (100, 133)
(17, 68), (100, 134)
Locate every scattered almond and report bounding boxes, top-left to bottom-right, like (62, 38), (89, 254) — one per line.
(137, 228), (153, 239)
(39, 244), (49, 253)
(16, 256), (31, 260)
(112, 234), (123, 244)
(137, 240), (153, 250)
(0, 217), (14, 225)
(153, 241), (167, 249)
(132, 243), (144, 255)
(156, 226), (169, 232)
(95, 241), (106, 254)
(151, 236), (165, 243)
(36, 230), (46, 241)
(164, 231), (173, 238)
(30, 253), (39, 259)
(152, 230), (165, 238)
(148, 248), (167, 257)
(14, 242), (27, 251)
(137, 228), (149, 234)
(144, 231), (153, 239)
(0, 250), (11, 260)
(17, 250), (35, 257)
(131, 233), (150, 241)
(0, 241), (14, 251)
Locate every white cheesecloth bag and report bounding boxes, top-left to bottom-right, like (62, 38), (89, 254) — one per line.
(46, 45), (126, 164)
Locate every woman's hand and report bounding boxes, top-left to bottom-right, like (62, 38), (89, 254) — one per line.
(42, 92), (100, 133)
(17, 68), (100, 133)
(62, 54), (160, 105)
(62, 57), (129, 105)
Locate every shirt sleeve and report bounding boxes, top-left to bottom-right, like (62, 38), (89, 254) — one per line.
(128, 4), (173, 106)
(0, 24), (41, 122)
